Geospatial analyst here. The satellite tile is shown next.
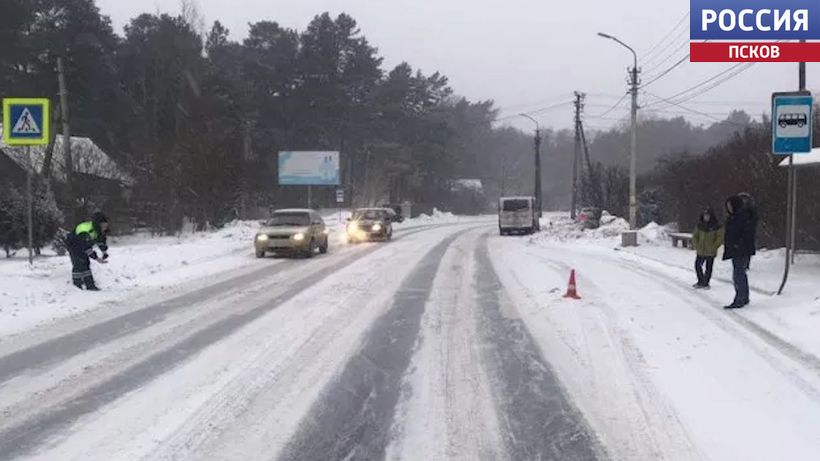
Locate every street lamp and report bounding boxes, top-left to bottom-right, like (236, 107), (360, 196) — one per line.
(598, 32), (640, 231)
(519, 113), (542, 217)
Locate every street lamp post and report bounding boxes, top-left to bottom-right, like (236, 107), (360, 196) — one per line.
(598, 32), (640, 230)
(519, 114), (542, 216)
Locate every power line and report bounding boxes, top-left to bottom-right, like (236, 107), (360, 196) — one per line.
(643, 40), (690, 75)
(493, 100), (573, 123)
(642, 11), (690, 64)
(644, 62), (755, 107)
(641, 54), (690, 88)
(590, 92), (629, 118)
(495, 92), (574, 114)
(643, 91), (749, 127)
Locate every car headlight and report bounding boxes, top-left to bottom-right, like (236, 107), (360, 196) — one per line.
(256, 234), (269, 242)
(348, 222), (359, 233)
(292, 233), (305, 241)
(372, 223), (382, 232)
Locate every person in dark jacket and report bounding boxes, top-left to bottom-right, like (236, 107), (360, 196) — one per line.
(65, 212), (110, 291)
(723, 194), (757, 309)
(692, 208), (723, 289)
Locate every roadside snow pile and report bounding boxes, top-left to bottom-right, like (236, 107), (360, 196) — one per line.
(0, 221), (262, 338)
(534, 213), (629, 242)
(413, 208), (457, 223)
(589, 216), (630, 239)
(638, 222), (671, 244)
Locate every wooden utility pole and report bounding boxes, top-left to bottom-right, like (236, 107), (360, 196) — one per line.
(57, 57), (75, 220)
(572, 92), (585, 219)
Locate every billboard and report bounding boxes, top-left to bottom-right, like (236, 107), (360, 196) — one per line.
(278, 151), (340, 186)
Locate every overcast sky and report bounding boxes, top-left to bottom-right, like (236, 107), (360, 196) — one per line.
(96, 0), (819, 132)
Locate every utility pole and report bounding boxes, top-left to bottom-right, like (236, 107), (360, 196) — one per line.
(519, 114), (542, 216)
(629, 63), (640, 229)
(793, 57), (806, 264)
(778, 46), (808, 295)
(572, 92), (585, 219)
(598, 32), (640, 229)
(57, 57), (74, 221)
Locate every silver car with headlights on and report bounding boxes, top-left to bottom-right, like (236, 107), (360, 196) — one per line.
(255, 209), (329, 258)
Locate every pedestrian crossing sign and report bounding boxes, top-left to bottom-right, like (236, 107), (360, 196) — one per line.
(3, 98), (50, 146)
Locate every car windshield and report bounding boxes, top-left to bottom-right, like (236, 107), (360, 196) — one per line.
(267, 213), (311, 226)
(502, 200), (530, 212)
(353, 210), (386, 220)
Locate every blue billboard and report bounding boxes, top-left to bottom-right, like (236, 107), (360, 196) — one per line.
(278, 151), (340, 186)
(691, 0), (820, 40)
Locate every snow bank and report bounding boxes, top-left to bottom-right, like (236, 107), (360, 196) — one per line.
(529, 212), (820, 364)
(412, 208), (458, 223)
(532, 212), (630, 242)
(0, 221), (263, 338)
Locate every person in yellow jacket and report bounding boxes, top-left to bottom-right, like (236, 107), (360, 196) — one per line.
(692, 208), (724, 289)
(65, 212), (110, 291)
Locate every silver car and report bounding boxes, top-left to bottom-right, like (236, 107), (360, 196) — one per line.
(255, 209), (329, 258)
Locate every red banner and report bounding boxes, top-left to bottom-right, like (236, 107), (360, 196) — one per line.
(690, 42), (820, 62)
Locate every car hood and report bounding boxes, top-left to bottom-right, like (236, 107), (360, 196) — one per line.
(352, 219), (384, 225)
(258, 226), (310, 235)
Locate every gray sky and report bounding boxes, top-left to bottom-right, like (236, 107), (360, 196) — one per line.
(96, 0), (819, 132)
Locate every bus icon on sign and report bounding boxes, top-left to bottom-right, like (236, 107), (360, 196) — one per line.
(779, 113), (809, 128)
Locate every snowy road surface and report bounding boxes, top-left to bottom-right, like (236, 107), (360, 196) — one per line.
(2, 218), (820, 460)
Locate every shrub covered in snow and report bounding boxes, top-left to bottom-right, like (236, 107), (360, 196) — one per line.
(0, 182), (63, 257)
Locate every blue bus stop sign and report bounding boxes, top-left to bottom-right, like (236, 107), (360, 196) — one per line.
(772, 92), (813, 155)
(2, 98), (50, 146)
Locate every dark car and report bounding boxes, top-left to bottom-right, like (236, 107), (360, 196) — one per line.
(347, 208), (396, 242)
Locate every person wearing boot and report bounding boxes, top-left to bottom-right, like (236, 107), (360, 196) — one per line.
(692, 207), (723, 289)
(723, 195), (757, 309)
(65, 212), (110, 291)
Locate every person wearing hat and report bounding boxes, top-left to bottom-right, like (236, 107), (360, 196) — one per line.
(723, 194), (758, 309)
(692, 207), (724, 289)
(65, 212), (110, 291)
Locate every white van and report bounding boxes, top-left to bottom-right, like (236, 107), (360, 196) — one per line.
(498, 197), (540, 235)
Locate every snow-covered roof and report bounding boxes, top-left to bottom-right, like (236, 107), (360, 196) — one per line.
(0, 125), (134, 186)
(274, 208), (314, 213)
(500, 196), (534, 201)
(452, 179), (483, 192)
(777, 148), (820, 168)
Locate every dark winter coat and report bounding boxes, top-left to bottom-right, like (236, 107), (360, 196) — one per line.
(692, 208), (723, 257)
(65, 220), (108, 259)
(723, 195), (757, 260)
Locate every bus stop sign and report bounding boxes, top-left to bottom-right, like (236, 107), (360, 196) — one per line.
(772, 91), (813, 155)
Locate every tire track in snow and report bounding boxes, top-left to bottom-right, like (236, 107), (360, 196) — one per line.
(474, 235), (607, 461)
(275, 231), (467, 461)
(0, 224), (445, 384)
(0, 225), (460, 460)
(385, 229), (506, 461)
(510, 245), (702, 460)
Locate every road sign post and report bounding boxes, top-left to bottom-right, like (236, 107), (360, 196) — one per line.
(771, 91), (813, 295)
(336, 188), (345, 223)
(3, 98), (51, 266)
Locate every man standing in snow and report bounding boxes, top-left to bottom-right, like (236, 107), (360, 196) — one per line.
(65, 212), (110, 291)
(723, 194), (757, 309)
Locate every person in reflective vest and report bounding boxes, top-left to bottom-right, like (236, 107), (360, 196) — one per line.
(65, 212), (110, 291)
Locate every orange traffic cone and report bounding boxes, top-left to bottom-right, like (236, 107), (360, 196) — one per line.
(564, 269), (581, 300)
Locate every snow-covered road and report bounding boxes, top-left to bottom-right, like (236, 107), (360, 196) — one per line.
(2, 217), (820, 460)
